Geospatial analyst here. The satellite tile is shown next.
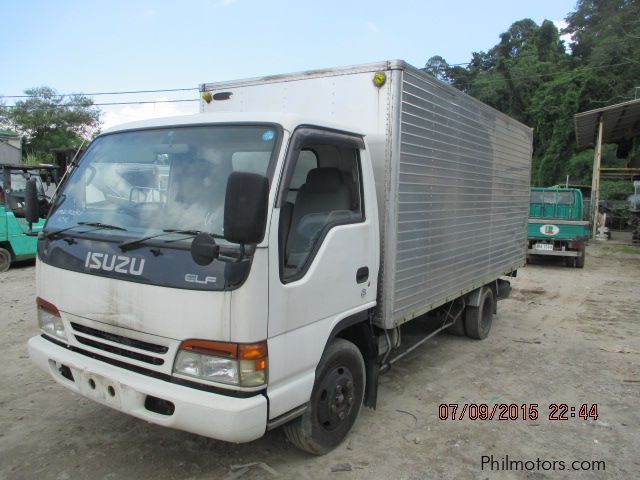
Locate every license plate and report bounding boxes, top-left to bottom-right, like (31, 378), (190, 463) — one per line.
(535, 243), (553, 251)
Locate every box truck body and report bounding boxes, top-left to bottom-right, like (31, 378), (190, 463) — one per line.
(27, 61), (532, 454)
(200, 60), (532, 328)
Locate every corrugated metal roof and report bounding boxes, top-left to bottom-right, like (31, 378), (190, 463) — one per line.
(0, 129), (19, 138)
(574, 98), (640, 150)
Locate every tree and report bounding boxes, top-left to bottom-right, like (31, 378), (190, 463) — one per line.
(422, 0), (640, 186)
(564, 0), (640, 105)
(0, 86), (101, 162)
(423, 55), (451, 82)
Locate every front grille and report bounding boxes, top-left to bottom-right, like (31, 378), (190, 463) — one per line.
(70, 323), (168, 354)
(70, 322), (167, 366)
(74, 335), (164, 365)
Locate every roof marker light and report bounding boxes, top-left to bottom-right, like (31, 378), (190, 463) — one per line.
(373, 72), (387, 88)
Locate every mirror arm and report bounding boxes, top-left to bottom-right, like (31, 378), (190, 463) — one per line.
(217, 243), (255, 263)
(237, 244), (246, 262)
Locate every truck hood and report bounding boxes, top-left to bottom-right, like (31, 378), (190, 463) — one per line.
(36, 261), (231, 341)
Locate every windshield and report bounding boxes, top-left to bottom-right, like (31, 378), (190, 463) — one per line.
(543, 191), (574, 205)
(45, 125), (280, 243)
(530, 190), (575, 205)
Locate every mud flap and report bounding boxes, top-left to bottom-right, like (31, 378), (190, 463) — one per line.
(496, 279), (512, 300)
(364, 357), (379, 409)
(466, 287), (483, 308)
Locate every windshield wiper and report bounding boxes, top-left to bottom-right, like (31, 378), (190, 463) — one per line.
(77, 221), (128, 231)
(163, 228), (224, 238)
(118, 228), (223, 252)
(42, 221), (128, 240)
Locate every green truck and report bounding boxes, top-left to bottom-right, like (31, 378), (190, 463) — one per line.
(0, 164), (55, 272)
(527, 187), (590, 268)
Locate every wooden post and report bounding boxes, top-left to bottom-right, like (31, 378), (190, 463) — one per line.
(591, 117), (604, 238)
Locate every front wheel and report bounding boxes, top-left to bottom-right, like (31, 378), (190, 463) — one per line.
(0, 247), (11, 273)
(284, 338), (365, 455)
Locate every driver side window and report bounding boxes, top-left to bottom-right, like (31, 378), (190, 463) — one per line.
(278, 132), (364, 282)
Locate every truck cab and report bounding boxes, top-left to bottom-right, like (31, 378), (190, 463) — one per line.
(28, 113), (380, 452)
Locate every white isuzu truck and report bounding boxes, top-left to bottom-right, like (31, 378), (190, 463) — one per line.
(27, 60), (532, 454)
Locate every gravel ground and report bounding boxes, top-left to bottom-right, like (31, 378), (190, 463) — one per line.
(1, 242), (639, 480)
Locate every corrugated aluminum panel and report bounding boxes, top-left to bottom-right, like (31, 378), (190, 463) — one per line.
(385, 66), (532, 326)
(574, 98), (640, 150)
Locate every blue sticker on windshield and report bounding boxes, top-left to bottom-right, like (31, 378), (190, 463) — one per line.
(262, 130), (275, 141)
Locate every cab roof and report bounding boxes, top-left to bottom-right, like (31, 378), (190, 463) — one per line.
(101, 112), (365, 137)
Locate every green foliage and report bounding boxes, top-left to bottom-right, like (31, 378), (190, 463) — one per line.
(564, 144), (619, 185)
(0, 86), (101, 161)
(424, 56), (450, 82)
(566, 148), (595, 183)
(23, 152), (52, 165)
(424, 0), (640, 186)
(600, 180), (634, 201)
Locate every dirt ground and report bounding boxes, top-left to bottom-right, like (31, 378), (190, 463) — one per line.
(1, 241), (639, 480)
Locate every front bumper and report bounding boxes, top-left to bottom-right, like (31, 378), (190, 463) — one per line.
(28, 335), (268, 443)
(526, 248), (581, 257)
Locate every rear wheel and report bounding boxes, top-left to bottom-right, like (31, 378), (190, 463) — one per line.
(575, 247), (585, 268)
(464, 287), (495, 340)
(284, 338), (365, 455)
(0, 247), (11, 273)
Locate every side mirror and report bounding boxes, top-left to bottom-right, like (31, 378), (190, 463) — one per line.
(25, 178), (40, 226)
(224, 172), (269, 245)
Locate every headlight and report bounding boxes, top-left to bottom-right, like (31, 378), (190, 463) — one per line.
(174, 350), (239, 384)
(173, 339), (267, 387)
(37, 297), (67, 342)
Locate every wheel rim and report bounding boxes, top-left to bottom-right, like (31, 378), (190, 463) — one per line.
(316, 365), (355, 431)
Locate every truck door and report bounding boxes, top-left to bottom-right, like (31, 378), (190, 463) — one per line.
(266, 127), (378, 419)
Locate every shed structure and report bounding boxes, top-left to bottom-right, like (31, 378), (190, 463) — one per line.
(574, 98), (640, 236)
(0, 130), (21, 165)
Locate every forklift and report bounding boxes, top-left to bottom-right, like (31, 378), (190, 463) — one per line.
(0, 164), (57, 272)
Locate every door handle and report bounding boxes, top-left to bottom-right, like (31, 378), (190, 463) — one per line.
(356, 267), (369, 284)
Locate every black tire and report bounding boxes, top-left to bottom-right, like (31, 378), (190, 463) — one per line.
(284, 338), (365, 455)
(464, 287), (495, 340)
(575, 247), (585, 268)
(0, 247), (11, 273)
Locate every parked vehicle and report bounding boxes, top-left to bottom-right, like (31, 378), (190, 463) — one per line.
(27, 61), (532, 454)
(527, 187), (590, 267)
(0, 164), (56, 272)
(629, 180), (640, 244)
(551, 183), (592, 222)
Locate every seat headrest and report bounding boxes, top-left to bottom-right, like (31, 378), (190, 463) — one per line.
(304, 168), (343, 193)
